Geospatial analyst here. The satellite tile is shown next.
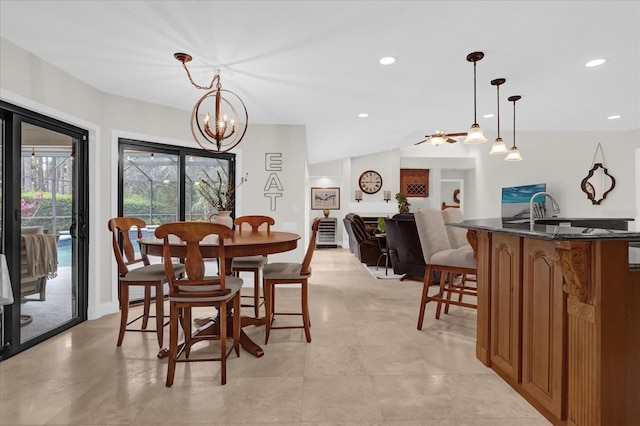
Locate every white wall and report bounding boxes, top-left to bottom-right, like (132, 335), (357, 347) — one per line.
(1, 37), (308, 320)
(466, 130), (640, 224)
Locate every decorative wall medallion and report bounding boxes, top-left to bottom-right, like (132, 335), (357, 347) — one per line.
(580, 143), (615, 205)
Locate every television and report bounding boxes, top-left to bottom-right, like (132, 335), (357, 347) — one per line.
(501, 183), (546, 220)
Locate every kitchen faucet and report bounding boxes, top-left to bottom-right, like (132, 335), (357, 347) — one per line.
(529, 192), (561, 229)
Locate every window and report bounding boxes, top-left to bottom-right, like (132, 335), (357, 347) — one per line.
(118, 139), (235, 225)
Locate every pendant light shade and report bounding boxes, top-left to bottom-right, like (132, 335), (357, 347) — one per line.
(463, 52), (487, 144)
(489, 78), (508, 154)
(504, 95), (523, 161)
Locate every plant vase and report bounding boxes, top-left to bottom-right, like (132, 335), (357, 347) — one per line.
(214, 210), (233, 228)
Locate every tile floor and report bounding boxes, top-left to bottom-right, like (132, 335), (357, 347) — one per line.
(0, 248), (551, 425)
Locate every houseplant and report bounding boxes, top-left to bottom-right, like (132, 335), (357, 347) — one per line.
(395, 192), (411, 214)
(196, 169), (234, 226)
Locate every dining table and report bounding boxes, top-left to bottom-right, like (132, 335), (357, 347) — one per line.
(138, 228), (301, 358)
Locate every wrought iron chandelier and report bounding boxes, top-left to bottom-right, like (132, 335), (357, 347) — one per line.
(174, 52), (248, 153)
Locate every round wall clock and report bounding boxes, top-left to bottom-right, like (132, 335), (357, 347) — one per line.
(358, 170), (383, 194)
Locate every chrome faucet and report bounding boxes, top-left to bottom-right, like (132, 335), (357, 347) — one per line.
(529, 192), (561, 227)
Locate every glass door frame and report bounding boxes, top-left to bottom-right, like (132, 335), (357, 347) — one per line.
(0, 100), (89, 359)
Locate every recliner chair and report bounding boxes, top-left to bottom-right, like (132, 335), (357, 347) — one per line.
(343, 213), (381, 266)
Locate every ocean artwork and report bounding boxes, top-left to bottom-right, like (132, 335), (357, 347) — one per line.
(501, 183), (547, 219)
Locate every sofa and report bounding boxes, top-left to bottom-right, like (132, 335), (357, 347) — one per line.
(343, 213), (382, 266)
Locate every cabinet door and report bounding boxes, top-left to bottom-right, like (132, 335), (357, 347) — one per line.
(490, 233), (522, 382)
(521, 239), (566, 419)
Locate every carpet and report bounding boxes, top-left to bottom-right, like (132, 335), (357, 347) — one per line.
(363, 263), (405, 280)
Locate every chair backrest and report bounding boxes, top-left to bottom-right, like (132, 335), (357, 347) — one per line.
(154, 222), (235, 296)
(345, 213), (368, 243)
(414, 207), (452, 264)
(384, 216), (425, 264)
(300, 218), (322, 275)
(235, 215), (274, 233)
(107, 217), (147, 277)
(441, 208), (469, 249)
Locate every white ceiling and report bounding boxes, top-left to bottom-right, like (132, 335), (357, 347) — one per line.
(1, 1), (638, 164)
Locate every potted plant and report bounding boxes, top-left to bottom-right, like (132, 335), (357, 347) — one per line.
(395, 192), (410, 214)
(377, 216), (386, 233)
(196, 170), (234, 227)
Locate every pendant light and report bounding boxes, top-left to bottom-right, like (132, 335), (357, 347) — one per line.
(505, 95), (523, 161)
(463, 52), (487, 144)
(489, 78), (508, 154)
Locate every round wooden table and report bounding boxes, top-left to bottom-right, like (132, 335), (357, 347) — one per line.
(139, 229), (300, 358)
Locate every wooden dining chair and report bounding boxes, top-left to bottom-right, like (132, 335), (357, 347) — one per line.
(155, 221), (242, 386)
(414, 208), (477, 329)
(231, 215), (275, 317)
(263, 217), (320, 344)
(107, 217), (185, 348)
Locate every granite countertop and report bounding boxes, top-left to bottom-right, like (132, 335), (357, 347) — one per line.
(449, 218), (640, 242)
(450, 218), (640, 269)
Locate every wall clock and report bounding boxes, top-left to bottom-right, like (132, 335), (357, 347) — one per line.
(358, 170), (383, 194)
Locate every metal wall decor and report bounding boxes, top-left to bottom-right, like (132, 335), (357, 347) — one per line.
(174, 53), (248, 153)
(580, 143), (616, 205)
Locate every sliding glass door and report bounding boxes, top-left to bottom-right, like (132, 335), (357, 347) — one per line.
(1, 101), (88, 359)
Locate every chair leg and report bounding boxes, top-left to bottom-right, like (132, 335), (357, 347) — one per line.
(117, 282), (129, 346)
(264, 279), (272, 344)
(435, 272), (448, 319)
(417, 265), (433, 330)
(444, 274), (454, 315)
(301, 280), (311, 342)
(155, 282), (164, 347)
(219, 302), (227, 386)
(142, 285), (151, 329)
(234, 294), (241, 357)
(183, 307), (192, 358)
(253, 269), (260, 318)
(166, 302), (178, 387)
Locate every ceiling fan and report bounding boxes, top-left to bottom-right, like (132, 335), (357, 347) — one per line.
(415, 130), (467, 146)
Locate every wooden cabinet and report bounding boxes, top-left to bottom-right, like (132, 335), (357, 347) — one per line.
(317, 217), (337, 248)
(521, 239), (566, 419)
(471, 229), (640, 425)
(490, 233), (522, 383)
(400, 168), (429, 197)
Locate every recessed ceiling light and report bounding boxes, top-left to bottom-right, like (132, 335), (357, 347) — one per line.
(379, 56), (396, 65)
(607, 115), (621, 120)
(358, 113), (369, 118)
(585, 58), (606, 68)
(483, 113), (495, 118)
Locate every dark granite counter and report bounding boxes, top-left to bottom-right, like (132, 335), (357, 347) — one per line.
(449, 217), (640, 241)
(449, 217), (640, 268)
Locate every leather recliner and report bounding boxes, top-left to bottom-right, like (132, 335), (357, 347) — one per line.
(343, 213), (381, 266)
(384, 214), (426, 280)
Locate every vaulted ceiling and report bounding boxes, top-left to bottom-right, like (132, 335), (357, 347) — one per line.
(1, 1), (638, 164)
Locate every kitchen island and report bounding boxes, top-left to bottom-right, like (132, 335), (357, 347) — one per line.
(450, 219), (640, 426)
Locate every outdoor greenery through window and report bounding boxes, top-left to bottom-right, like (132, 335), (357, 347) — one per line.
(21, 149), (74, 235)
(119, 140), (235, 229)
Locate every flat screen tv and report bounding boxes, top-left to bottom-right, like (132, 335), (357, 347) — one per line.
(501, 183), (546, 220)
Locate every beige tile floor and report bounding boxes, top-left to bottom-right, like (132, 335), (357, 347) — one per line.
(0, 248), (551, 425)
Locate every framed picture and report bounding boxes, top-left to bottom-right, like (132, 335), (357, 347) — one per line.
(311, 187), (340, 210)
